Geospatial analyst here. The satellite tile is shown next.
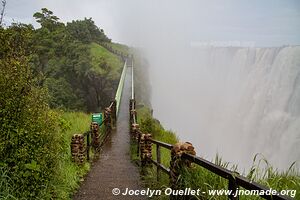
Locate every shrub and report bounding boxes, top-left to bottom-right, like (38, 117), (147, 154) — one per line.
(0, 24), (62, 199)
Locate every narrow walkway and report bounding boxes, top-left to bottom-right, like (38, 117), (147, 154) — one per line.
(73, 67), (146, 200)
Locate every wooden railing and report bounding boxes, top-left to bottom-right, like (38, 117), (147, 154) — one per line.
(82, 100), (116, 160)
(129, 62), (293, 200)
(148, 138), (171, 179)
(71, 100), (117, 163)
(87, 100), (117, 160)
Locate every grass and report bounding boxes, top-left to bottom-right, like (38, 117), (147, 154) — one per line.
(131, 106), (300, 200)
(102, 42), (129, 55)
(49, 111), (92, 199)
(0, 111), (93, 200)
(0, 167), (18, 200)
(130, 106), (178, 199)
(90, 42), (123, 78)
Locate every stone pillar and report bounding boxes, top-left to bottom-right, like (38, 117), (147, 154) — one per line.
(90, 122), (100, 149)
(71, 134), (85, 164)
(140, 133), (152, 166)
(130, 109), (137, 125)
(131, 122), (139, 140)
(170, 142), (196, 190)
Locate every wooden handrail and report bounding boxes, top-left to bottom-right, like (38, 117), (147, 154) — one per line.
(130, 101), (293, 200)
(149, 159), (170, 174)
(148, 138), (173, 150)
(181, 153), (233, 179)
(182, 153), (293, 200)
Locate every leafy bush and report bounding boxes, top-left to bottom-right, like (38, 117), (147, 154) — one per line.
(0, 24), (62, 199)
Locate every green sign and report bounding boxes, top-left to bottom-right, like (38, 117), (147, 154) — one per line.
(92, 113), (102, 125)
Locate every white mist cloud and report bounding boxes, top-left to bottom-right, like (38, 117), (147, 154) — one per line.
(4, 0), (300, 171)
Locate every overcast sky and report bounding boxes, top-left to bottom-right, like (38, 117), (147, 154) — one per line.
(3, 0), (300, 47)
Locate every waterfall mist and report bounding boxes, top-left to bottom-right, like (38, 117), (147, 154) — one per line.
(149, 46), (300, 171)
(109, 0), (300, 171)
(21, 0), (299, 171)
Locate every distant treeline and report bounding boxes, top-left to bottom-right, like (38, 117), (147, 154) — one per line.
(1, 8), (124, 112)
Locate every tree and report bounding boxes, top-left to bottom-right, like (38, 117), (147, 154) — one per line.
(66, 18), (111, 43)
(0, 24), (62, 199)
(33, 8), (64, 32)
(30, 9), (120, 112)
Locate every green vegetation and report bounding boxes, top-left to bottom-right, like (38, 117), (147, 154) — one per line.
(90, 42), (122, 76)
(130, 107), (177, 199)
(49, 111), (91, 200)
(0, 23), (61, 199)
(0, 24), (92, 199)
(27, 8), (122, 112)
(88, 42), (123, 111)
(0, 7), (127, 200)
(131, 106), (300, 200)
(0, 50), (91, 198)
(179, 156), (300, 200)
(102, 42), (130, 55)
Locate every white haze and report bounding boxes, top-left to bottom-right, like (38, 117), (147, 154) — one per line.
(145, 45), (300, 171)
(110, 0), (300, 171)
(6, 0), (300, 171)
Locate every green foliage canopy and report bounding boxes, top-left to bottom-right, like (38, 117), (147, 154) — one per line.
(30, 8), (123, 112)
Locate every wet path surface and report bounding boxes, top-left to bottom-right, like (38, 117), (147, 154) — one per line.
(73, 67), (146, 200)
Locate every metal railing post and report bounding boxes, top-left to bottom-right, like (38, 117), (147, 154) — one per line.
(156, 145), (161, 181)
(228, 175), (239, 200)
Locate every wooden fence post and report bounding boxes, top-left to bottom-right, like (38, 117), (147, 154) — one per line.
(156, 145), (161, 181)
(228, 174), (239, 200)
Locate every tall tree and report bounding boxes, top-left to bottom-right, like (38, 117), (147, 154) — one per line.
(33, 8), (64, 32)
(66, 18), (111, 43)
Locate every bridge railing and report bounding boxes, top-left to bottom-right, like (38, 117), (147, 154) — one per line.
(129, 64), (293, 200)
(115, 60), (127, 115)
